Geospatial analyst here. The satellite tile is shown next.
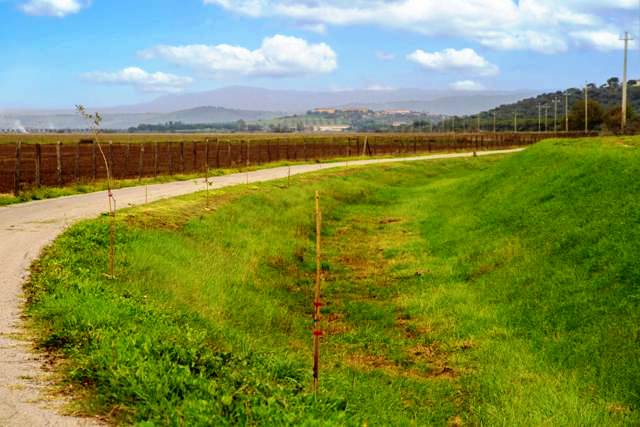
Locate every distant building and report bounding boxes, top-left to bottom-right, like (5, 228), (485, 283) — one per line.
(342, 107), (371, 113)
(314, 108), (338, 114)
(313, 125), (351, 132)
(383, 109), (412, 115)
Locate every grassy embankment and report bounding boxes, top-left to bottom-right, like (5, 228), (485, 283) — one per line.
(26, 137), (639, 425)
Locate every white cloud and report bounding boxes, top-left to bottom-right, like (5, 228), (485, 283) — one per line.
(407, 48), (499, 76)
(203, 0), (632, 54)
(82, 67), (193, 93)
(140, 34), (337, 77)
(571, 30), (637, 51)
(450, 80), (486, 91)
(20, 0), (86, 17)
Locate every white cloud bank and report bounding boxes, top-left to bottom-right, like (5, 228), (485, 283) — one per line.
(82, 67), (193, 93)
(571, 30), (638, 52)
(450, 80), (486, 91)
(139, 35), (337, 77)
(20, 0), (86, 17)
(408, 48), (499, 76)
(204, 0), (634, 53)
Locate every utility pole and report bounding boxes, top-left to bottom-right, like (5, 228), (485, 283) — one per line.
(621, 31), (633, 132)
(553, 97), (560, 133)
(585, 82), (589, 133)
(544, 104), (549, 132)
(565, 92), (569, 132)
(538, 103), (542, 132)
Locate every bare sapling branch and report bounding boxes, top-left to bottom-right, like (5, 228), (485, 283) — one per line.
(76, 104), (116, 278)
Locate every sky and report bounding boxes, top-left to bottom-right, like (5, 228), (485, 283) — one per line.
(0, 0), (639, 108)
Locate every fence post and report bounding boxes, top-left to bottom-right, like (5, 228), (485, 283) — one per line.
(124, 143), (131, 178)
(56, 142), (63, 186)
(34, 143), (41, 188)
(215, 138), (220, 169)
(74, 142), (80, 182)
(303, 138), (308, 161)
(14, 142), (22, 196)
(92, 140), (97, 181)
(168, 143), (174, 175)
(204, 139), (210, 171)
(192, 141), (197, 172)
(267, 139), (272, 163)
(108, 141), (113, 178)
(154, 143), (159, 177)
(138, 144), (145, 181)
(180, 142), (185, 172)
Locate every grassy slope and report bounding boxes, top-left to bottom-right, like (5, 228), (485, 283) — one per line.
(26, 137), (639, 425)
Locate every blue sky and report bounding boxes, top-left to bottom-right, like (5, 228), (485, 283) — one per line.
(0, 0), (638, 108)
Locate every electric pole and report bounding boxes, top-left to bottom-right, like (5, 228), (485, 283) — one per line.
(538, 103), (542, 132)
(585, 82), (589, 133)
(544, 104), (549, 132)
(621, 31), (633, 132)
(564, 92), (569, 132)
(553, 97), (560, 133)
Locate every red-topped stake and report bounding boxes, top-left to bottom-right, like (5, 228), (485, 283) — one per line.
(313, 190), (322, 394)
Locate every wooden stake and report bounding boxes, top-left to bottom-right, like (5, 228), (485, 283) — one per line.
(313, 190), (322, 393)
(14, 142), (21, 196)
(74, 142), (80, 183)
(56, 142), (63, 186)
(205, 161), (210, 208)
(361, 136), (369, 157)
(109, 195), (116, 278)
(138, 144), (145, 181)
(34, 143), (41, 188)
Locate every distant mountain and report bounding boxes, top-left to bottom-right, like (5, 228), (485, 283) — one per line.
(0, 86), (536, 130)
(0, 106), (281, 131)
(106, 86), (535, 115)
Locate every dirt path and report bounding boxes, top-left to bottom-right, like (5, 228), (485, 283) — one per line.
(0, 149), (523, 426)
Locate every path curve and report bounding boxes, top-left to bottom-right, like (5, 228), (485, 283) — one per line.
(0, 148), (523, 426)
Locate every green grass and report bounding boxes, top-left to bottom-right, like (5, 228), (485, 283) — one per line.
(26, 136), (640, 425)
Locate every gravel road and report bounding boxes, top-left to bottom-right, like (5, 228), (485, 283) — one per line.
(0, 149), (523, 426)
